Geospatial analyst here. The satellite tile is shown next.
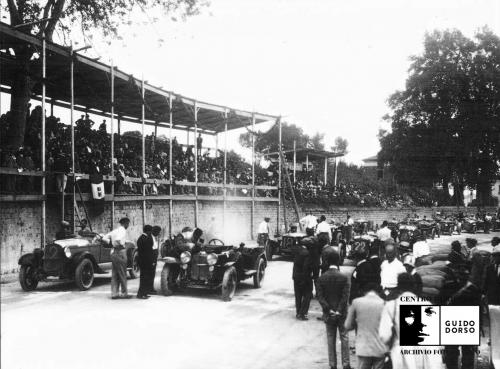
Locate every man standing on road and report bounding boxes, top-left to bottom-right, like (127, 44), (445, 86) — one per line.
(257, 217), (272, 259)
(315, 215), (331, 245)
(316, 252), (351, 369)
(380, 242), (406, 300)
(137, 225), (154, 299)
(103, 217), (132, 299)
(376, 221), (391, 243)
(345, 282), (388, 369)
(149, 225), (161, 295)
(292, 239), (313, 320)
(300, 211), (318, 236)
(485, 245), (500, 305)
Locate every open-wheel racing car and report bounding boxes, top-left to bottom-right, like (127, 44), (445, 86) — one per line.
(160, 228), (267, 301)
(274, 230), (307, 257)
(18, 233), (139, 291)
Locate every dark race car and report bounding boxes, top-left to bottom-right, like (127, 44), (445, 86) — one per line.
(18, 234), (139, 291)
(160, 230), (266, 301)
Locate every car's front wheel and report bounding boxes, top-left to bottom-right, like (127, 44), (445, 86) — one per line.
(222, 266), (237, 301)
(19, 265), (39, 291)
(75, 258), (94, 290)
(253, 258), (266, 288)
(129, 251), (140, 279)
(264, 241), (272, 261)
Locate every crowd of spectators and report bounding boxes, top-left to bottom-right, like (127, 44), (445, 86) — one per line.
(1, 107), (437, 206)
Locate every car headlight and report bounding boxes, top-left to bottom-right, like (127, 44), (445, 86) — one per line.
(64, 247), (71, 258)
(180, 251), (191, 264)
(207, 253), (218, 266)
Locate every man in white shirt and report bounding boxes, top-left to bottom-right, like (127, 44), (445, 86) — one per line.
(315, 215), (331, 244)
(149, 225), (162, 295)
(380, 243), (406, 299)
(257, 217), (271, 258)
(376, 220), (392, 242)
(412, 235), (430, 261)
(300, 211), (318, 236)
(103, 217), (132, 299)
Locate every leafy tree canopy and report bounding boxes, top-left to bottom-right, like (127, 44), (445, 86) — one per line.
(379, 28), (500, 205)
(239, 122), (326, 153)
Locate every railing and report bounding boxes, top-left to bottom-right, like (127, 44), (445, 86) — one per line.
(0, 167), (279, 202)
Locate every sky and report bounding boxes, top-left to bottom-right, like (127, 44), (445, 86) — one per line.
(2, 0), (500, 164)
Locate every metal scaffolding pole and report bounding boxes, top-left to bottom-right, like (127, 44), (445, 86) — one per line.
(251, 113), (255, 240)
(293, 140), (296, 184)
(70, 45), (76, 232)
(194, 102), (198, 227)
(41, 35), (46, 247)
(334, 157), (338, 187)
(277, 117), (282, 235)
(306, 154), (309, 173)
(223, 111), (228, 241)
(141, 77), (146, 225)
(110, 62), (115, 228)
(168, 93), (173, 237)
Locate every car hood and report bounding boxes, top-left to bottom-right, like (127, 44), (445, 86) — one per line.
(54, 238), (90, 248)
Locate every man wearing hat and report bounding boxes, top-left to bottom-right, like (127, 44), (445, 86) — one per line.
(300, 211), (317, 237)
(103, 217), (132, 299)
(292, 237), (314, 320)
(56, 221), (73, 239)
(137, 225), (154, 299)
(402, 254), (422, 295)
(257, 217), (271, 259)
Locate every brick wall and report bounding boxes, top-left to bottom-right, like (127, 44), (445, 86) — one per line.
(1, 198), (496, 274)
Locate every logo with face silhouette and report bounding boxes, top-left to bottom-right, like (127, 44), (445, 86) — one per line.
(400, 305), (440, 346)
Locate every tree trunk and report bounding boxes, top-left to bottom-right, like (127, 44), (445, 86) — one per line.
(452, 182), (464, 207)
(6, 60), (32, 151)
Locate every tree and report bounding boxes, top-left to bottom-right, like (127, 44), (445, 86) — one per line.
(331, 136), (348, 154)
(379, 28), (500, 205)
(239, 122), (325, 153)
(3, 0), (207, 150)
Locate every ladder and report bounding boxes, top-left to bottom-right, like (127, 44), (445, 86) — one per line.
(278, 147), (302, 232)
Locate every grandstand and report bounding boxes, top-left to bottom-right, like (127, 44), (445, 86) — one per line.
(0, 22), (283, 246)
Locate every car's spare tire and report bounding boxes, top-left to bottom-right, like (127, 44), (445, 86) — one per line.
(221, 266), (237, 302)
(129, 250), (140, 279)
(19, 264), (39, 291)
(160, 264), (176, 296)
(75, 258), (94, 291)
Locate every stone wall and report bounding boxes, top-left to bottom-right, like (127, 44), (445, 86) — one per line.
(1, 197), (497, 274)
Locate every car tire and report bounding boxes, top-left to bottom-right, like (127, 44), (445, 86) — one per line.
(472, 226), (477, 234)
(129, 251), (140, 279)
(19, 264), (39, 291)
(75, 258), (94, 291)
(160, 264), (176, 296)
(221, 266), (237, 302)
(253, 258), (266, 288)
(431, 229), (435, 240)
(340, 242), (347, 265)
(449, 226), (454, 236)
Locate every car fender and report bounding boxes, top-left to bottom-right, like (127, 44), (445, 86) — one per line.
(224, 261), (236, 267)
(18, 248), (44, 267)
(72, 251), (98, 269)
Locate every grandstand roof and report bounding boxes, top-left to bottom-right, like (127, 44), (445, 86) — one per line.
(265, 148), (344, 161)
(0, 22), (279, 134)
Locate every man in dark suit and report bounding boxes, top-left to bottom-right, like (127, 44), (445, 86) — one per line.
(349, 244), (376, 302)
(137, 225), (154, 299)
(149, 225), (162, 295)
(486, 246), (500, 305)
(316, 251), (351, 369)
(293, 238), (313, 320)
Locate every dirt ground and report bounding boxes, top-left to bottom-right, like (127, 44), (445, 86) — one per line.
(1, 231), (498, 369)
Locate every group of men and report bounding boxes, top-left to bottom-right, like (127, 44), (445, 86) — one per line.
(101, 218), (161, 299)
(291, 211), (500, 369)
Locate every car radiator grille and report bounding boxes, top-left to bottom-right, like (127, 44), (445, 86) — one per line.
(191, 254), (209, 281)
(43, 244), (65, 272)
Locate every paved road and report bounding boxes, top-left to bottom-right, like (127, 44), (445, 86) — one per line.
(1, 231), (498, 369)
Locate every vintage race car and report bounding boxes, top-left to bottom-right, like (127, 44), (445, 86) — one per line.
(160, 236), (266, 301)
(353, 219), (371, 236)
(18, 234), (139, 291)
(274, 231), (307, 257)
